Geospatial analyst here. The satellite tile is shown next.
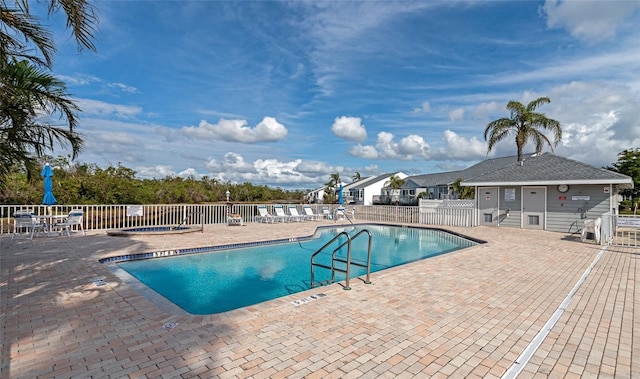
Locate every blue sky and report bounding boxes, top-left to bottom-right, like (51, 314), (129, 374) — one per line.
(49, 0), (640, 189)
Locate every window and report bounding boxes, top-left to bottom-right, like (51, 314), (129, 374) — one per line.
(528, 215), (540, 225)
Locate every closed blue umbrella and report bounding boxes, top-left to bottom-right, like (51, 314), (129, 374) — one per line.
(337, 184), (343, 205)
(41, 164), (57, 206)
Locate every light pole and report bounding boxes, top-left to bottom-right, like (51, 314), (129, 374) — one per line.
(225, 190), (230, 203)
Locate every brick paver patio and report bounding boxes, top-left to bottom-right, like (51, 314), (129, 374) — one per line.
(1, 221), (638, 378)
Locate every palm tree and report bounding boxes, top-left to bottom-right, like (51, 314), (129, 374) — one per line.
(451, 178), (475, 200)
(0, 1), (97, 186)
(0, 59), (82, 186)
(323, 172), (340, 204)
(0, 0), (98, 67)
(386, 174), (404, 190)
(484, 97), (562, 162)
(352, 171), (362, 181)
(385, 174), (405, 204)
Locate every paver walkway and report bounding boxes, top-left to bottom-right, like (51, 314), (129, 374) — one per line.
(1, 222), (638, 378)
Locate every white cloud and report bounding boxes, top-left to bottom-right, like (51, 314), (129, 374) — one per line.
(296, 160), (338, 176)
(56, 74), (101, 86)
(449, 108), (465, 122)
(412, 101), (431, 114)
(220, 152), (254, 173)
(331, 116), (367, 142)
(135, 165), (177, 179)
(108, 82), (139, 94)
(76, 99), (142, 118)
(199, 153), (335, 186)
(397, 135), (431, 158)
(181, 117), (288, 143)
(438, 130), (487, 160)
(542, 0), (640, 43)
(471, 101), (500, 120)
(349, 144), (379, 159)
(177, 167), (201, 178)
(349, 132), (431, 161)
(547, 81), (640, 140)
(375, 132), (403, 159)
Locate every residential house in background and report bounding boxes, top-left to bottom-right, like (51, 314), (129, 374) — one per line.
(366, 172), (409, 205)
(355, 173), (407, 205)
(401, 171), (464, 201)
(305, 186), (326, 204)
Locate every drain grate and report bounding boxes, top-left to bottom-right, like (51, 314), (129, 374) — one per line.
(161, 322), (179, 330)
(291, 293), (327, 306)
(91, 278), (107, 287)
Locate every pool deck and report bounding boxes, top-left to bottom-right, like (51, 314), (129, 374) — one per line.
(1, 220), (638, 378)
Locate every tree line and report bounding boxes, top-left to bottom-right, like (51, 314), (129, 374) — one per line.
(0, 158), (307, 205)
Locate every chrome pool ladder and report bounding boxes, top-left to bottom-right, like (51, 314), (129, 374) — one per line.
(310, 229), (373, 290)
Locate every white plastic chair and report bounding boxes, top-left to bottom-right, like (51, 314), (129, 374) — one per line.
(12, 212), (46, 239)
(52, 209), (85, 236)
(581, 217), (601, 244)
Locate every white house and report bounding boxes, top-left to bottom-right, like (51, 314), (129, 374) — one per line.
(354, 172), (408, 205)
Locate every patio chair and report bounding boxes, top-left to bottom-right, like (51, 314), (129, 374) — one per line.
(581, 217), (601, 244)
(322, 206), (331, 220)
(51, 209), (85, 236)
(12, 211), (46, 239)
(287, 206), (305, 222)
(303, 205), (321, 221)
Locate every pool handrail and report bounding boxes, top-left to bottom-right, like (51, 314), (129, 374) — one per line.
(310, 229), (373, 290)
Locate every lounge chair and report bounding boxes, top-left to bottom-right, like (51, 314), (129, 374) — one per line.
(12, 211), (46, 239)
(254, 205), (283, 223)
(273, 205), (291, 222)
(322, 206), (331, 220)
(303, 205), (321, 221)
(287, 206), (305, 222)
(52, 209), (85, 236)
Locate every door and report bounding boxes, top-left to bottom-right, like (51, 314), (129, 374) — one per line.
(522, 187), (546, 230)
(478, 187), (499, 226)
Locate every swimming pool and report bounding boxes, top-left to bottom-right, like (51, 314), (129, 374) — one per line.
(117, 224), (477, 314)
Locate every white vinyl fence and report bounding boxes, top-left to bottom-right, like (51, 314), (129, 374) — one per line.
(1, 202), (476, 236)
(419, 199), (477, 227)
(601, 212), (640, 247)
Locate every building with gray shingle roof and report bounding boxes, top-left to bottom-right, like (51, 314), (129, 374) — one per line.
(460, 153), (632, 233)
(461, 153), (632, 186)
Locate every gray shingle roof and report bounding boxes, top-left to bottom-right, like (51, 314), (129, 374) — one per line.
(402, 171), (463, 188)
(401, 154), (533, 188)
(461, 153), (633, 187)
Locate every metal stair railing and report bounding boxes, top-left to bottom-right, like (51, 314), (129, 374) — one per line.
(310, 229), (373, 290)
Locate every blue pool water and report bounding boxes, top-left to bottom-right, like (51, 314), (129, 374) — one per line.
(117, 224), (477, 314)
